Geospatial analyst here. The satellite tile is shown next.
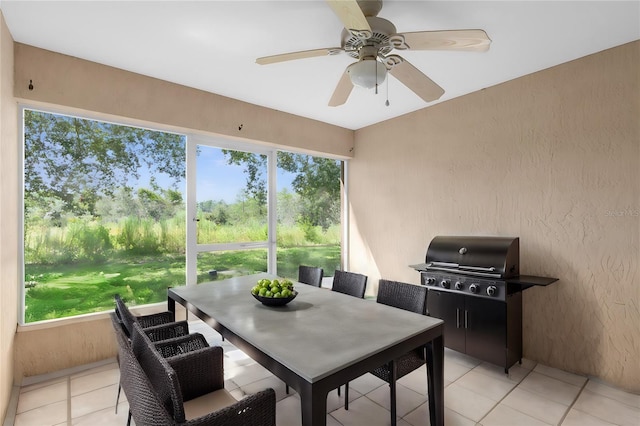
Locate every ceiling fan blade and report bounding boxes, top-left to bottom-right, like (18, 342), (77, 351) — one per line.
(256, 47), (343, 65)
(326, 0), (373, 39)
(388, 57), (444, 102)
(328, 66), (354, 107)
(390, 29), (491, 52)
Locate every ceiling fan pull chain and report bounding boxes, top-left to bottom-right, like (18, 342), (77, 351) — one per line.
(385, 76), (390, 106)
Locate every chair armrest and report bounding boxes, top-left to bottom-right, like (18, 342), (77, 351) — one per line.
(136, 310), (175, 328)
(154, 333), (209, 358)
(144, 321), (190, 342)
(167, 346), (224, 401)
(185, 388), (276, 426)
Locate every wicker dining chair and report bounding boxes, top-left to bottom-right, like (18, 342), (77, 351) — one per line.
(331, 270), (368, 298)
(368, 279), (429, 426)
(110, 312), (211, 422)
(114, 294), (196, 410)
(298, 265), (324, 287)
(114, 294), (186, 339)
(129, 321), (276, 426)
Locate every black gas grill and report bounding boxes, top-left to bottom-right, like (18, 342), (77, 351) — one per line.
(411, 236), (557, 373)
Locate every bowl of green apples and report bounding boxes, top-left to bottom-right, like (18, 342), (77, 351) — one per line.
(251, 278), (297, 306)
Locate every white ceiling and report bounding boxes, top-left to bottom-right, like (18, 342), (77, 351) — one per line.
(1, 1), (639, 130)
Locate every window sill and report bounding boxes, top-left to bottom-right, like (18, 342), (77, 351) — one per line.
(17, 301), (168, 332)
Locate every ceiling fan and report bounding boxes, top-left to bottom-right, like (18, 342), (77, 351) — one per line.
(256, 0), (491, 107)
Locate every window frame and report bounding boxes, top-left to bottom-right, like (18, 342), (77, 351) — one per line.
(18, 104), (348, 325)
(185, 134), (276, 286)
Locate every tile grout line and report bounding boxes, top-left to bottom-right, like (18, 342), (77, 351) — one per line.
(556, 378), (589, 425)
(67, 375), (72, 426)
(476, 364), (535, 425)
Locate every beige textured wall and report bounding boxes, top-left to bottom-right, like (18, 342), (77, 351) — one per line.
(14, 43), (354, 158)
(349, 41), (639, 391)
(9, 43), (352, 381)
(0, 11), (17, 420)
(15, 317), (116, 379)
(13, 304), (188, 382)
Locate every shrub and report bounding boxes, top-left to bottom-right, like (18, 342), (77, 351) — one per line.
(300, 219), (321, 244)
(116, 217), (160, 255)
(71, 221), (112, 262)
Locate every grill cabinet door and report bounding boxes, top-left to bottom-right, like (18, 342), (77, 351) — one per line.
(464, 297), (507, 367)
(427, 289), (465, 353)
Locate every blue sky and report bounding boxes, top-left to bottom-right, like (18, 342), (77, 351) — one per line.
(196, 147), (295, 203)
(130, 145), (296, 204)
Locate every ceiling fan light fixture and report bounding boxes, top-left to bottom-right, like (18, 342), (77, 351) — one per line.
(347, 59), (387, 89)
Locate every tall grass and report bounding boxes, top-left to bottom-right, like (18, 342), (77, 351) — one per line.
(277, 224), (340, 247)
(24, 216), (341, 322)
(25, 216), (339, 266)
(25, 219), (112, 264)
(116, 217), (162, 254)
(197, 219), (268, 244)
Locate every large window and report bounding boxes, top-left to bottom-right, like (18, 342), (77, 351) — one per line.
(192, 143), (270, 283)
(22, 108), (343, 323)
(275, 153), (341, 280)
(23, 109), (187, 322)
(190, 144), (341, 284)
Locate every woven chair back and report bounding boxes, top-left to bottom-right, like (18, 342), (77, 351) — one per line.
(114, 294), (136, 337)
(113, 317), (174, 425)
(376, 279), (428, 315)
(331, 270), (368, 298)
(131, 322), (186, 423)
(298, 265), (324, 287)
(109, 312), (130, 348)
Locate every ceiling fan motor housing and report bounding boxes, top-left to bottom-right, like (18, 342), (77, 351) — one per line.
(342, 16), (397, 59)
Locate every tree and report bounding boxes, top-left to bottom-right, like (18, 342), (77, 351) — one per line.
(221, 150), (341, 229)
(280, 154), (341, 229)
(277, 188), (300, 226)
(24, 110), (185, 217)
(221, 150), (267, 211)
(198, 200), (231, 225)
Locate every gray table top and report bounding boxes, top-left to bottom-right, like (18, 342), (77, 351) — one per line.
(170, 273), (443, 383)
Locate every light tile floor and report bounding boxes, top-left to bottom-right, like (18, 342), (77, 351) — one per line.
(5, 319), (639, 426)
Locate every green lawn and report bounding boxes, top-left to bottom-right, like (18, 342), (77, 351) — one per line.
(24, 245), (340, 323)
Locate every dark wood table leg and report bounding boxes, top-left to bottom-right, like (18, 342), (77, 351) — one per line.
(426, 335), (444, 426)
(300, 383), (327, 426)
(390, 360), (398, 426)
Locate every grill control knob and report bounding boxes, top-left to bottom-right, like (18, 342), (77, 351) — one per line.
(425, 277), (435, 285)
(487, 285), (497, 297)
(469, 284), (479, 294)
(454, 281), (463, 290)
(441, 280), (451, 289)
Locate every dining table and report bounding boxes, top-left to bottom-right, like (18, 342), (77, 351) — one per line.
(167, 273), (444, 426)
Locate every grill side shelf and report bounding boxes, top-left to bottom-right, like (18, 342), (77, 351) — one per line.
(409, 263), (429, 271)
(507, 275), (559, 291)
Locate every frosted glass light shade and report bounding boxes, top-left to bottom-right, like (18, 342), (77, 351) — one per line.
(347, 59), (387, 89)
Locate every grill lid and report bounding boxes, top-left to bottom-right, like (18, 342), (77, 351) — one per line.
(420, 236), (520, 278)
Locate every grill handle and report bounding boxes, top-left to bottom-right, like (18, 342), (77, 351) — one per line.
(456, 308), (460, 328)
(429, 261), (459, 268)
(425, 266), (502, 278)
(459, 265), (496, 272)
